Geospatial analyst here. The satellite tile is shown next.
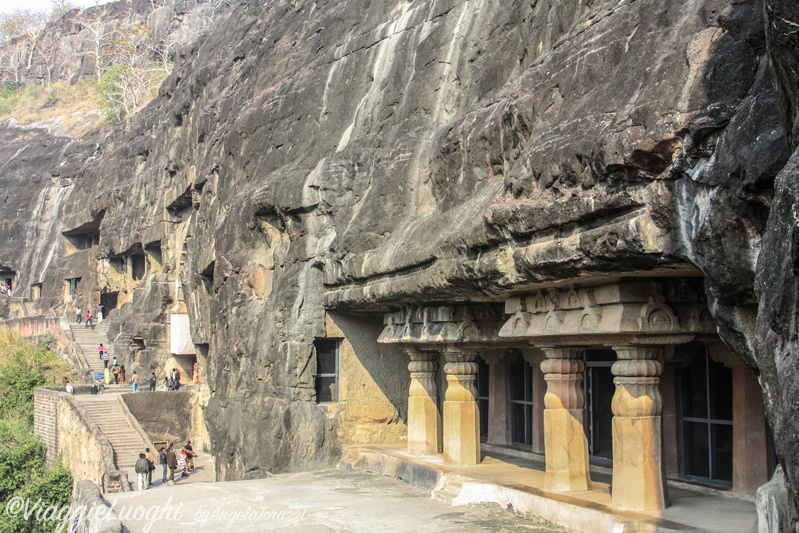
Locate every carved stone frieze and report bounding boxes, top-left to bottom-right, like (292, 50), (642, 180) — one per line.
(500, 279), (714, 344)
(378, 303), (503, 344)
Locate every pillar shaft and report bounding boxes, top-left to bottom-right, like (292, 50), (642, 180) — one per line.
(611, 346), (666, 511)
(540, 346), (590, 492)
(443, 348), (480, 466)
(407, 349), (441, 456)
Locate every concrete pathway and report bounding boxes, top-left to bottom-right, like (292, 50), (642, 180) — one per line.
(343, 445), (758, 533)
(107, 469), (565, 532)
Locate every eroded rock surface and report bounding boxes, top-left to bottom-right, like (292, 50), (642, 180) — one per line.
(0, 0), (795, 511)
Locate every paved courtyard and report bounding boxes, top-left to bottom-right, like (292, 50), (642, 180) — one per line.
(107, 469), (565, 532)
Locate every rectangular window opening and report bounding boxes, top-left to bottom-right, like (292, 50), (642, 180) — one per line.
(314, 338), (341, 403)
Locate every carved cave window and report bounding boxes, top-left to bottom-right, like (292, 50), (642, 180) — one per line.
(66, 277), (80, 298)
(314, 338), (340, 403)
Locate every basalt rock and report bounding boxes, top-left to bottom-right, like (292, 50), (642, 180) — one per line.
(756, 0), (799, 523)
(0, 0), (796, 504)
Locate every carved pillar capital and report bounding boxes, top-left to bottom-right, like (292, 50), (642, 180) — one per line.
(443, 346), (478, 402)
(540, 346), (585, 410)
(610, 346), (663, 418)
(406, 348), (438, 400)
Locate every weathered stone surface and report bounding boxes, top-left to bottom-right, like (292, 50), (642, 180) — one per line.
(756, 0), (799, 523)
(121, 391), (193, 445)
(0, 0), (796, 514)
(69, 480), (123, 533)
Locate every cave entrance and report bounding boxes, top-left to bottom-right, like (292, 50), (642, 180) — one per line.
(0, 269), (15, 293)
(131, 254), (146, 280)
(100, 291), (118, 317)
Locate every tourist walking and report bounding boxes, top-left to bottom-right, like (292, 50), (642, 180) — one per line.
(172, 368), (180, 389)
(111, 363), (120, 384)
(131, 371), (139, 392)
(97, 304), (103, 324)
(119, 365), (126, 386)
(159, 447), (168, 482)
(149, 372), (156, 391)
(85, 310), (93, 329)
(166, 444), (178, 483)
(76, 306), (81, 324)
(135, 453), (149, 491)
(98, 343), (104, 361)
(102, 351), (109, 369)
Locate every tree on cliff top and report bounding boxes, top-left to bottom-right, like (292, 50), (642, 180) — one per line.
(0, 9), (48, 43)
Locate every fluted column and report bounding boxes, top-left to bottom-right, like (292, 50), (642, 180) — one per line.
(442, 347), (480, 466)
(611, 346), (667, 511)
(540, 346), (590, 492)
(406, 348), (442, 456)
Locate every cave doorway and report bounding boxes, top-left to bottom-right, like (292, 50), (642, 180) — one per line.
(585, 348), (615, 464)
(680, 347), (733, 486)
(101, 291), (118, 318)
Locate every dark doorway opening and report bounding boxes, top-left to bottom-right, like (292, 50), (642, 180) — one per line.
(101, 291), (118, 316)
(477, 357), (489, 440)
(585, 348), (615, 463)
(131, 254), (146, 280)
(509, 350), (533, 447)
(680, 346), (733, 486)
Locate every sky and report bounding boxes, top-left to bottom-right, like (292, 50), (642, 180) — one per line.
(0, 0), (115, 16)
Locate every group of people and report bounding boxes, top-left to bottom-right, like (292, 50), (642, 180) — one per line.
(75, 304), (103, 328)
(163, 368), (182, 391)
(1, 284), (11, 296)
(134, 442), (197, 490)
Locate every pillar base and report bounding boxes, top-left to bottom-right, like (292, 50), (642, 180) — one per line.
(408, 396), (441, 455)
(543, 408), (591, 492)
(443, 400), (480, 466)
(611, 415), (667, 511)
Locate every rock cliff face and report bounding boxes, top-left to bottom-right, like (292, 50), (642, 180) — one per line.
(0, 0), (796, 510)
(757, 0), (799, 518)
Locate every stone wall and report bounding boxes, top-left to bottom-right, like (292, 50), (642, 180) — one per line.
(68, 480), (123, 533)
(121, 390), (205, 451)
(33, 388), (129, 492)
(324, 313), (409, 446)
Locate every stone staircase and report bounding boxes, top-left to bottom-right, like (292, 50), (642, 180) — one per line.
(69, 320), (112, 379)
(76, 394), (149, 487)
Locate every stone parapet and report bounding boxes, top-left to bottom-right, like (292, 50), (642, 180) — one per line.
(33, 388), (130, 493)
(68, 480), (123, 533)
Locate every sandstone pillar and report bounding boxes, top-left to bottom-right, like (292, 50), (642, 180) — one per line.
(406, 348), (442, 456)
(610, 346), (666, 511)
(540, 346), (590, 492)
(443, 347), (480, 466)
(732, 364), (770, 493)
